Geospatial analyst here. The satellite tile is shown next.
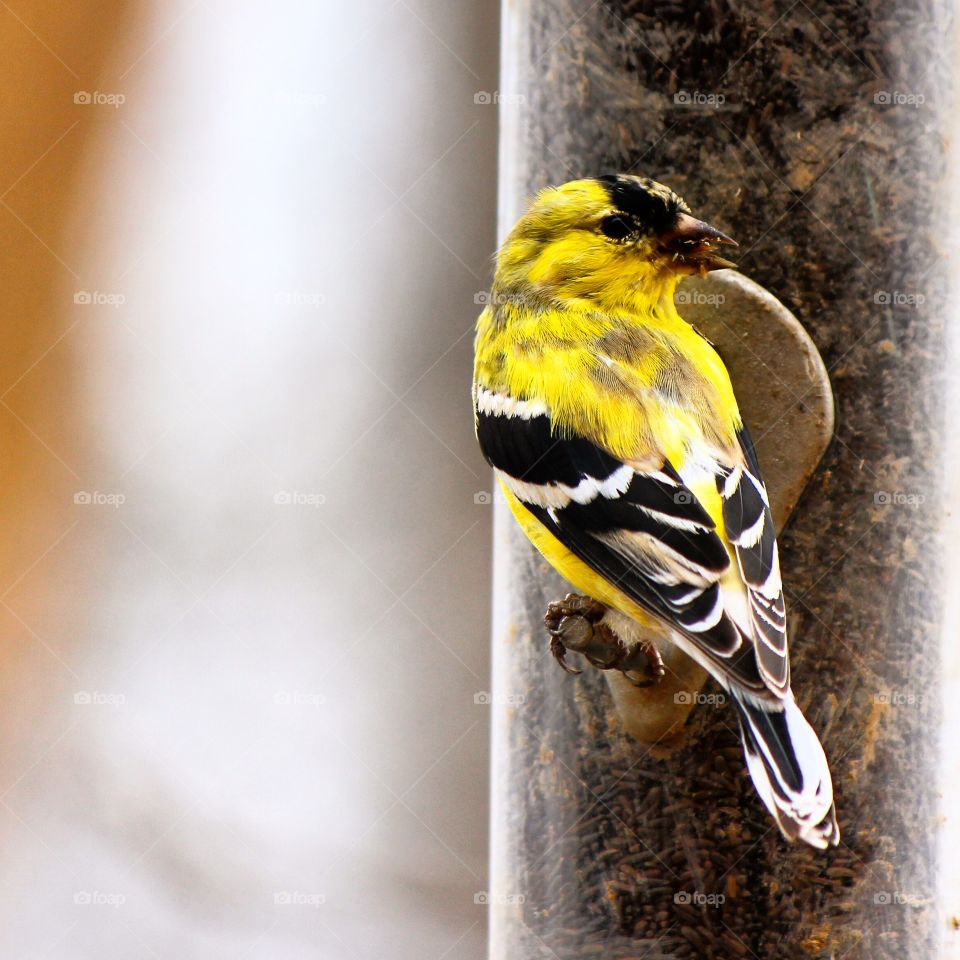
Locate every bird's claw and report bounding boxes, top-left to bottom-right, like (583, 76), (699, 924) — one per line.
(544, 594), (664, 685)
(549, 633), (581, 674)
(622, 638), (666, 687)
(544, 593), (606, 633)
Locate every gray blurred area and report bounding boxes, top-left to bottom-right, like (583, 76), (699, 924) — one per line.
(0, 1), (497, 957)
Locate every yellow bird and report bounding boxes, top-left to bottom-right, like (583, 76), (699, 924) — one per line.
(473, 175), (838, 848)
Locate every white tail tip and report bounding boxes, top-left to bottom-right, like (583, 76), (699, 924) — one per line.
(735, 692), (839, 849)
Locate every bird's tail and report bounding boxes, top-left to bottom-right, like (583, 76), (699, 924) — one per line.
(732, 691), (839, 849)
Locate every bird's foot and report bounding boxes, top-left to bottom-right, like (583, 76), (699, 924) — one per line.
(544, 594), (665, 686)
(620, 636), (666, 688)
(545, 593), (605, 675)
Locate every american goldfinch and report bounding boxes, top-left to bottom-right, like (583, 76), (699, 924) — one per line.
(473, 175), (838, 848)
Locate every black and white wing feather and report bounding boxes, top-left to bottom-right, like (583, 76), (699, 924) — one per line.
(475, 386), (767, 695)
(716, 425), (789, 695)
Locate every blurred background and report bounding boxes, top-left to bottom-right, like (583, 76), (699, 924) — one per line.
(0, 1), (497, 957)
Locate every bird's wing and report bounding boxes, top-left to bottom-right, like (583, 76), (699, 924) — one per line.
(715, 424), (789, 694)
(476, 387), (787, 699)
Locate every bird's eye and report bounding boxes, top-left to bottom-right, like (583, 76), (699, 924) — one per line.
(599, 215), (638, 240)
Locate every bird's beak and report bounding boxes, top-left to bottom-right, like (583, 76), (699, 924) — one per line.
(657, 213), (738, 274)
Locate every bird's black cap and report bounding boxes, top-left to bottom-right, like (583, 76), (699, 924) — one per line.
(597, 174), (690, 235)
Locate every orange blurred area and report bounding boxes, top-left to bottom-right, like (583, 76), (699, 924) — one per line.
(0, 2), (496, 956)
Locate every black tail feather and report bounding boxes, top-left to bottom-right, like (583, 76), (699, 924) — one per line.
(733, 692), (839, 848)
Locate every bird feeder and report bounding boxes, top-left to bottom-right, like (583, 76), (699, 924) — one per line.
(488, 1), (952, 958)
